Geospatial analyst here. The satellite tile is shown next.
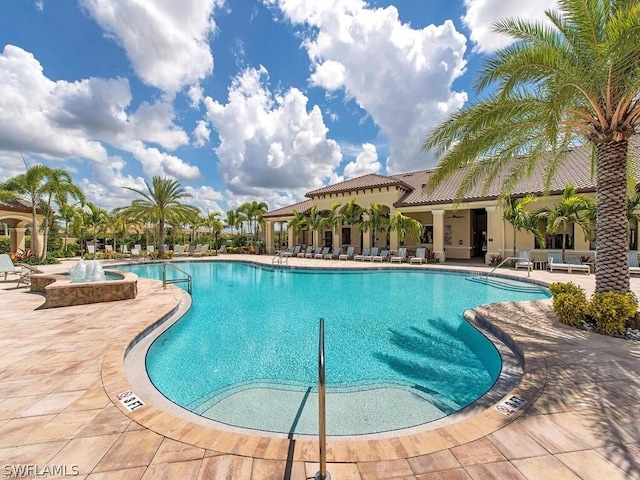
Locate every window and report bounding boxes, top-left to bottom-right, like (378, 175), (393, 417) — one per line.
(301, 229), (308, 245)
(535, 225), (575, 250)
(421, 225), (433, 244)
(341, 227), (351, 245)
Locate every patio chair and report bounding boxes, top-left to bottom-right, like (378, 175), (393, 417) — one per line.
(283, 246), (300, 257)
(297, 246), (312, 258)
(104, 245), (115, 258)
(548, 252), (589, 274)
(120, 244), (130, 258)
(146, 245), (155, 256)
(515, 249), (533, 272)
(217, 245), (226, 255)
(324, 247), (342, 260)
(192, 245), (208, 257)
(628, 251), (640, 275)
(130, 247), (141, 258)
(315, 247), (330, 259)
(86, 244), (96, 255)
(390, 247), (407, 263)
(187, 244), (201, 256)
(0, 254), (35, 285)
(371, 249), (389, 262)
(409, 247), (426, 264)
(362, 247), (378, 261)
(353, 248), (370, 261)
(565, 257), (591, 274)
(339, 246), (355, 260)
(306, 247), (322, 258)
(172, 245), (186, 256)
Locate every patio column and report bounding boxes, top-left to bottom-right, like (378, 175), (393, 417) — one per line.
(333, 223), (341, 250)
(288, 224), (295, 248)
(10, 227), (26, 253)
(485, 206), (505, 264)
(361, 214), (371, 251)
(432, 210), (446, 262)
(388, 208), (398, 251)
(265, 220), (275, 254)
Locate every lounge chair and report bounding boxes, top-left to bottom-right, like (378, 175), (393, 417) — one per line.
(339, 246), (355, 260)
(120, 245), (131, 258)
(146, 245), (155, 256)
(628, 251), (640, 275)
(130, 247), (141, 258)
(324, 247), (342, 259)
(217, 245), (226, 255)
(409, 247), (426, 264)
(390, 247), (407, 263)
(192, 245), (209, 257)
(315, 247), (330, 259)
(172, 245), (186, 256)
(353, 248), (370, 261)
(306, 247), (322, 258)
(372, 249), (389, 262)
(547, 252), (589, 274)
(298, 246), (312, 258)
(566, 257), (591, 274)
(362, 247), (378, 261)
(515, 249), (533, 271)
(0, 254), (36, 286)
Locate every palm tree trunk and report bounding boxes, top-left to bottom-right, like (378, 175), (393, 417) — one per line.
(158, 220), (165, 258)
(31, 204), (39, 257)
(595, 140), (630, 293)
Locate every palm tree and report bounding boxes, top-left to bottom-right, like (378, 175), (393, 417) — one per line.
(83, 202), (109, 255)
(40, 168), (85, 259)
(502, 195), (542, 255)
(57, 202), (84, 252)
(359, 203), (390, 246)
(306, 205), (324, 247)
(203, 211), (223, 251)
(536, 184), (595, 261)
(1, 164), (53, 257)
(320, 202), (343, 245)
(123, 177), (199, 258)
(241, 201), (269, 245)
(422, 0), (640, 293)
(287, 210), (307, 246)
(389, 211), (423, 246)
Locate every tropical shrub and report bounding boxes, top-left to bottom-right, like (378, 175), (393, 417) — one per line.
(589, 292), (637, 335)
(489, 254), (503, 267)
(0, 238), (10, 253)
(425, 250), (440, 263)
(551, 287), (588, 326)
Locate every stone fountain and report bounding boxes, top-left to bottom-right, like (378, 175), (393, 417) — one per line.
(69, 258), (106, 282)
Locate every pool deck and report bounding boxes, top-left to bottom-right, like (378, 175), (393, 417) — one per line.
(1, 255), (639, 479)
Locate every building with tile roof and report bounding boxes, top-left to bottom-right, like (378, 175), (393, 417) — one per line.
(263, 143), (636, 264)
(0, 199), (44, 255)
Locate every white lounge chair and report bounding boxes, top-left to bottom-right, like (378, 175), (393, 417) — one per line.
(371, 249), (389, 262)
(390, 247), (407, 263)
(283, 246), (300, 257)
(0, 253), (35, 286)
(628, 251), (640, 275)
(515, 249), (533, 271)
(547, 252), (589, 274)
(297, 246), (312, 258)
(339, 246), (355, 260)
(362, 247), (378, 261)
(353, 248), (370, 261)
(409, 247), (426, 264)
(306, 247), (322, 258)
(315, 247), (330, 259)
(324, 247), (342, 259)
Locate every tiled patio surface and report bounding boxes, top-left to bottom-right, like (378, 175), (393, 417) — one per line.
(1, 255), (639, 479)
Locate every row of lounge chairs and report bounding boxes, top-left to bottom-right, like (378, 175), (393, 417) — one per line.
(515, 249), (640, 275)
(280, 246), (432, 263)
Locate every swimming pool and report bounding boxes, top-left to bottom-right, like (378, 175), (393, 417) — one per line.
(124, 261), (550, 435)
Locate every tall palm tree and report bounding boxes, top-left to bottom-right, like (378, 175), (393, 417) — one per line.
(502, 195), (542, 255)
(359, 203), (390, 246)
(1, 164), (53, 257)
(422, 0), (640, 293)
(83, 202), (109, 255)
(123, 177), (199, 258)
(203, 211), (223, 251)
(306, 205), (324, 247)
(287, 210), (307, 246)
(57, 202), (84, 252)
(40, 168), (85, 259)
(536, 184), (595, 261)
(241, 201), (269, 245)
(320, 202), (343, 245)
(389, 211), (423, 246)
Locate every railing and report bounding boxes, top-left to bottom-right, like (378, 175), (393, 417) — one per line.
(272, 250), (288, 266)
(162, 262), (192, 294)
(315, 318), (331, 480)
(487, 256), (531, 278)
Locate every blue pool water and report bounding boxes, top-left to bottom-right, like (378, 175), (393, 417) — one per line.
(124, 262), (550, 435)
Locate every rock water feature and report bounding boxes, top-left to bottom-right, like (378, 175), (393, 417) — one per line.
(30, 259), (138, 308)
(69, 258), (106, 282)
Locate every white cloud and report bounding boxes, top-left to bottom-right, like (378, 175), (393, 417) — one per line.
(462, 0), (558, 54)
(192, 120), (211, 147)
(204, 66), (342, 201)
(267, 0), (468, 173)
(80, 0), (223, 94)
(343, 143), (381, 179)
(79, 158), (148, 210)
(184, 185), (225, 214)
(35, 1), (43, 12)
(0, 45), (199, 184)
(188, 84), (205, 107)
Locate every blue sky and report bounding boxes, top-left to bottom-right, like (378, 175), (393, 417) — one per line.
(0, 0), (557, 215)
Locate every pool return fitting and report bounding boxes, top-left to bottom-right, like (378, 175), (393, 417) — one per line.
(316, 317), (331, 480)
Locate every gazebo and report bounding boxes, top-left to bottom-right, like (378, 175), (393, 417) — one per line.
(0, 200), (45, 256)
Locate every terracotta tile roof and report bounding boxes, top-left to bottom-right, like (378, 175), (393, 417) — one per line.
(263, 199), (313, 218)
(0, 199), (34, 213)
(394, 144), (597, 206)
(305, 173), (412, 198)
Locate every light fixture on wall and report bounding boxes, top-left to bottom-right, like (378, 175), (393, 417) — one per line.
(446, 213), (465, 219)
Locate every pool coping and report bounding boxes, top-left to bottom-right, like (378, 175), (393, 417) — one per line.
(101, 259), (549, 462)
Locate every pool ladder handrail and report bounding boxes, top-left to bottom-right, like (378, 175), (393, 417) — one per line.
(486, 255), (531, 279)
(162, 262), (192, 294)
(272, 250), (288, 266)
(316, 317), (331, 480)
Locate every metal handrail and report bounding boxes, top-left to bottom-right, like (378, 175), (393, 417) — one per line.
(315, 318), (330, 480)
(271, 250), (288, 266)
(162, 262), (192, 294)
(487, 256), (531, 278)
